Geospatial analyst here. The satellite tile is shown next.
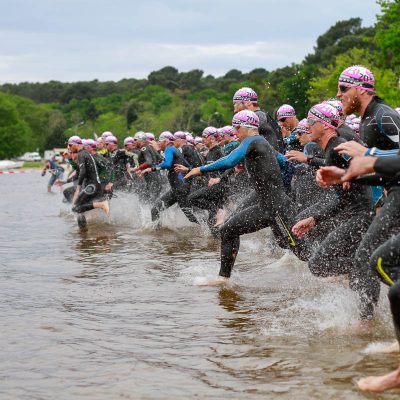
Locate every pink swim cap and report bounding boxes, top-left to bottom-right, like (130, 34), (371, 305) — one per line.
(202, 126), (219, 138)
(85, 139), (97, 149)
(323, 99), (345, 122)
(296, 119), (310, 135)
(194, 136), (203, 144)
(232, 110), (260, 129)
(174, 131), (187, 140)
(219, 125), (236, 137)
(105, 135), (118, 144)
(308, 103), (341, 129)
(124, 136), (135, 145)
(101, 131), (113, 138)
(68, 135), (82, 145)
(233, 87), (258, 103)
(145, 132), (155, 141)
(186, 134), (195, 144)
(276, 104), (296, 120)
(159, 131), (175, 142)
(338, 65), (375, 91)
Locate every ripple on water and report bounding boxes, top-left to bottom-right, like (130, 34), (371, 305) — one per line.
(0, 175), (399, 399)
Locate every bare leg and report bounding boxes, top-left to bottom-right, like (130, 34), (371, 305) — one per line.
(93, 200), (110, 216)
(358, 366), (400, 392)
(367, 341), (399, 354)
(214, 209), (226, 227)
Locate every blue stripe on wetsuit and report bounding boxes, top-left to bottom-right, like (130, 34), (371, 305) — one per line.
(365, 148), (399, 157)
(156, 146), (175, 170)
(199, 135), (265, 173)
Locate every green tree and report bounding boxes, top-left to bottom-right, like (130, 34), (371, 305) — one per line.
(0, 93), (33, 158)
(375, 0), (400, 71)
(308, 48), (400, 106)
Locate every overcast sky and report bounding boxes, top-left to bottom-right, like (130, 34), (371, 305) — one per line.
(0, 0), (381, 83)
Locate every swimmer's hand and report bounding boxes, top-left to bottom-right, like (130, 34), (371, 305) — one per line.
(292, 217), (316, 238)
(208, 178), (221, 187)
(316, 166), (345, 188)
(140, 168), (152, 175)
(174, 164), (189, 173)
(335, 141), (367, 158)
(286, 150), (307, 163)
(54, 179), (65, 187)
(184, 167), (201, 180)
(341, 156), (376, 182)
(104, 182), (113, 192)
(72, 185), (81, 204)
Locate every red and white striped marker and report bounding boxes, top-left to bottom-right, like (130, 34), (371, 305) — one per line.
(0, 169), (38, 175)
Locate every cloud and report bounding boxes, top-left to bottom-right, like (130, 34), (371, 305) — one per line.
(0, 0), (381, 83)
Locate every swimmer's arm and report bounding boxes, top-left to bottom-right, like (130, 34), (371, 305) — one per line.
(199, 144), (246, 173)
(155, 146), (174, 170)
(365, 148), (399, 158)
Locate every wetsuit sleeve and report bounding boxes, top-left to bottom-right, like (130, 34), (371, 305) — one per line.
(275, 152), (288, 170)
(156, 146), (174, 169)
(354, 173), (393, 186)
(308, 157), (326, 168)
(376, 107), (400, 144)
(374, 155), (400, 178)
(143, 148), (155, 168)
(200, 145), (246, 173)
(365, 148), (399, 157)
(220, 168), (234, 182)
(77, 153), (86, 186)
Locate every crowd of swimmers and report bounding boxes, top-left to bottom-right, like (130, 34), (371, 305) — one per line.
(48, 65), (400, 393)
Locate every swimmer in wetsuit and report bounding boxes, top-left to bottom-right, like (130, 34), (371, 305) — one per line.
(67, 135), (111, 228)
(185, 110), (306, 285)
(142, 131), (199, 225)
(317, 152), (400, 392)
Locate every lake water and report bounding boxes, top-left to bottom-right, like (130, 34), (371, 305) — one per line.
(0, 172), (398, 399)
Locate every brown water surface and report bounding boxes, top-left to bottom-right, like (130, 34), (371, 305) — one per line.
(0, 172), (398, 399)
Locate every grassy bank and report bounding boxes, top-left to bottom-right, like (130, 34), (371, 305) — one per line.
(22, 161), (44, 169)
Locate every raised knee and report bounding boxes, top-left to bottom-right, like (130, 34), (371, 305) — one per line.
(388, 283), (400, 304)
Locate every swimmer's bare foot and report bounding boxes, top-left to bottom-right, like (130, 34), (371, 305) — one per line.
(357, 367), (400, 392)
(351, 319), (374, 335)
(368, 341), (399, 354)
(94, 200), (110, 216)
(214, 209), (226, 227)
(199, 276), (228, 286)
(321, 274), (349, 287)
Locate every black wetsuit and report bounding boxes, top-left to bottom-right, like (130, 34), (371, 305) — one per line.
(307, 136), (374, 281)
(350, 98), (400, 319)
(283, 129), (303, 152)
(137, 144), (162, 203)
(106, 149), (132, 190)
(151, 145), (198, 224)
(337, 124), (363, 143)
(205, 145), (224, 176)
(290, 142), (335, 212)
(255, 109), (283, 152)
(307, 125), (364, 169)
(73, 149), (107, 214)
(186, 144), (224, 223)
(200, 135), (306, 278)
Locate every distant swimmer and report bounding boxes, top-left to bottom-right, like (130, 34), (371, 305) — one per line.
(67, 135), (112, 229)
(41, 155), (65, 193)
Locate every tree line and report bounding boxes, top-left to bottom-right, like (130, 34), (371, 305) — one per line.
(0, 0), (399, 159)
